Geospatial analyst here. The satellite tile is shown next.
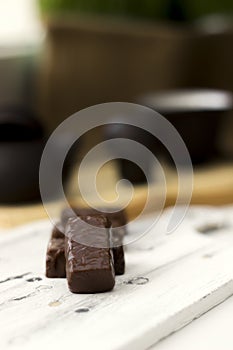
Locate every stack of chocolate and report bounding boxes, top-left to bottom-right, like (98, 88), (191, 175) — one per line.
(46, 207), (127, 294)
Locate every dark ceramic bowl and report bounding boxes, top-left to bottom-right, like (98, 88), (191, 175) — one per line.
(139, 89), (233, 164)
(103, 90), (233, 184)
(0, 108), (45, 203)
(0, 108), (81, 203)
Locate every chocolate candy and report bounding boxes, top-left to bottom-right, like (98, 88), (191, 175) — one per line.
(46, 223), (66, 278)
(61, 207), (126, 275)
(61, 207), (127, 228)
(111, 232), (125, 275)
(51, 223), (64, 239)
(65, 215), (115, 294)
(110, 221), (126, 276)
(46, 238), (66, 278)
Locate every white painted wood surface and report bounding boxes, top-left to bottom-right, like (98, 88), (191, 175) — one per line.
(0, 206), (233, 350)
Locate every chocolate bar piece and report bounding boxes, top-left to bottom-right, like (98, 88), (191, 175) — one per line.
(47, 221), (124, 279)
(65, 216), (115, 294)
(51, 223), (64, 239)
(111, 231), (125, 275)
(61, 207), (127, 229)
(46, 238), (66, 278)
(61, 207), (126, 275)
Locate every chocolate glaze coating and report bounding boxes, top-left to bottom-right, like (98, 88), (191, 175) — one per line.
(46, 238), (66, 278)
(65, 216), (115, 294)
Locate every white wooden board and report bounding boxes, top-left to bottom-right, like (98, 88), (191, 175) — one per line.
(0, 206), (233, 350)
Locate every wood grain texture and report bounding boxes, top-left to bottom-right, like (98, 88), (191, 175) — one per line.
(0, 206), (233, 350)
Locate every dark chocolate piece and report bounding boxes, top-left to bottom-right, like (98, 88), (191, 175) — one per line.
(107, 209), (127, 227)
(61, 207), (75, 227)
(65, 216), (115, 294)
(61, 207), (126, 275)
(111, 239), (125, 275)
(110, 224), (126, 276)
(46, 238), (66, 278)
(61, 207), (127, 229)
(51, 223), (64, 239)
(113, 246), (125, 275)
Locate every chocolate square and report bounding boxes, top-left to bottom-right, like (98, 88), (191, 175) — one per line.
(65, 216), (115, 294)
(61, 207), (127, 228)
(61, 207), (126, 276)
(46, 238), (66, 278)
(51, 223), (64, 239)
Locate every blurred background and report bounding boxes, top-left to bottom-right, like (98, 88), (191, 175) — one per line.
(0, 0), (233, 225)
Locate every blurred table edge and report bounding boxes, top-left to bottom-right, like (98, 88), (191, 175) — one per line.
(0, 161), (232, 230)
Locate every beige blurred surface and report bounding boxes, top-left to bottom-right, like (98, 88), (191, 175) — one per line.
(0, 161), (232, 230)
